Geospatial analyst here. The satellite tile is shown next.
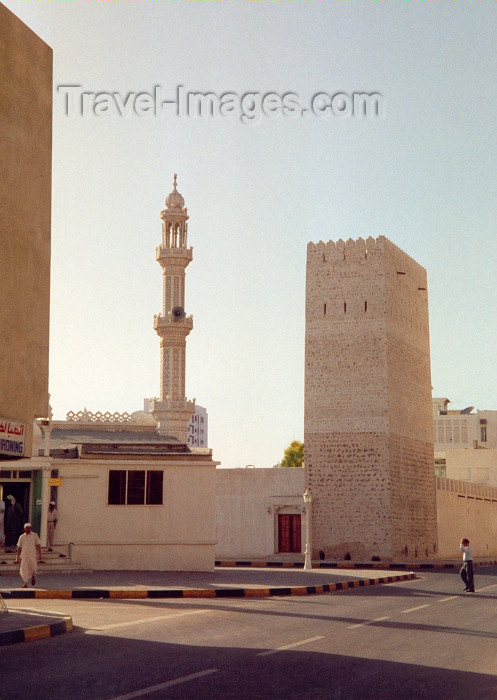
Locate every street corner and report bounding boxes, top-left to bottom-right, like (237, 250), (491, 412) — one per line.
(0, 610), (73, 646)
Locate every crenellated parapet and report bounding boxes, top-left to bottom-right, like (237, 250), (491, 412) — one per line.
(307, 235), (422, 269)
(307, 236), (379, 264)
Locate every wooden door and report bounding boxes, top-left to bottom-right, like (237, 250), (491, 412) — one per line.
(278, 513), (302, 553)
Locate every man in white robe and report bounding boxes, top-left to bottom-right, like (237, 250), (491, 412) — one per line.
(15, 523), (41, 588)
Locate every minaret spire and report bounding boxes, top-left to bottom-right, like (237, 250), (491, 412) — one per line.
(150, 175), (195, 442)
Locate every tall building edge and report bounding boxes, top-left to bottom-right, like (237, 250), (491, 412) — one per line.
(0, 5), (52, 458)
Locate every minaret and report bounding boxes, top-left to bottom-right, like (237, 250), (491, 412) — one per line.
(150, 174), (195, 443)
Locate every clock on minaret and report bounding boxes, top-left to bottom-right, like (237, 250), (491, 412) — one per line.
(149, 174), (195, 442)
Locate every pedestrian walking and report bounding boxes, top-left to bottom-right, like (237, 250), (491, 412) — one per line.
(5, 494), (24, 552)
(15, 523), (41, 588)
(46, 500), (58, 551)
(460, 537), (475, 593)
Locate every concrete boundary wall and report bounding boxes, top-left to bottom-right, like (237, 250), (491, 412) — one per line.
(436, 477), (497, 559)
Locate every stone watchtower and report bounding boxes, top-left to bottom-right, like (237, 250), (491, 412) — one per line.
(150, 175), (195, 443)
(305, 236), (437, 561)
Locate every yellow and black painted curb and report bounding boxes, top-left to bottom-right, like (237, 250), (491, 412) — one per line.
(0, 615), (73, 647)
(0, 572), (416, 602)
(215, 560), (497, 570)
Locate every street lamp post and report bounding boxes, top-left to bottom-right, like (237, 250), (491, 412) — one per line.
(303, 488), (312, 570)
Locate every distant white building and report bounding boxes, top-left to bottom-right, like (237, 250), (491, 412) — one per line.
(433, 397), (497, 451)
(188, 404), (208, 448)
(433, 398), (497, 487)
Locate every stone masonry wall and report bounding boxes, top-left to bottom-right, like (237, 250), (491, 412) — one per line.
(436, 477), (497, 559)
(305, 236), (437, 561)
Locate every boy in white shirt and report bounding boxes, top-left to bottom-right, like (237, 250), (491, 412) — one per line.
(460, 538), (475, 593)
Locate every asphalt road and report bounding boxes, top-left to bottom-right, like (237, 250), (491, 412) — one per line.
(2, 567), (497, 700)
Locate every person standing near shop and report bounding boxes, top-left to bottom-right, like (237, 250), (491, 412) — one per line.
(0, 498), (5, 549)
(46, 500), (58, 551)
(5, 494), (24, 552)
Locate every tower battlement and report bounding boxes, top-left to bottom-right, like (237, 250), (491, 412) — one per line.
(307, 235), (423, 270)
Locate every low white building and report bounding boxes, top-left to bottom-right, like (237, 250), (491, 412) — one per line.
(0, 177), (220, 572)
(215, 467), (306, 560)
(433, 398), (497, 488)
(0, 411), (219, 571)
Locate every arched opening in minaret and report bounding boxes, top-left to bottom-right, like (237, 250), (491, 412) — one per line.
(163, 221), (171, 248)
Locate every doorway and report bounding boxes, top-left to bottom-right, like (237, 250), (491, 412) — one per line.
(1, 480), (31, 543)
(278, 513), (302, 553)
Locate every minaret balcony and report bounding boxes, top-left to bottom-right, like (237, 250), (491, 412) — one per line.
(156, 245), (193, 265)
(154, 312), (194, 333)
(149, 396), (196, 416)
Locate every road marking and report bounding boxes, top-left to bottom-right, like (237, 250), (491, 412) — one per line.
(474, 583), (497, 592)
(347, 616), (390, 629)
(258, 635), (324, 657)
(438, 597), (458, 603)
(109, 669), (219, 699)
(401, 604), (431, 614)
(86, 608), (212, 632)
(9, 607), (66, 617)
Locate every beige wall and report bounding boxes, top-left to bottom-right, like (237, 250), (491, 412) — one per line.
(215, 468), (305, 559)
(305, 237), (437, 561)
(442, 449), (497, 487)
(436, 477), (497, 559)
(215, 469), (497, 563)
(0, 5), (52, 455)
(53, 457), (217, 571)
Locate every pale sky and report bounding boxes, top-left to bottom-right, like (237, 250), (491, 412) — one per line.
(4, 0), (497, 467)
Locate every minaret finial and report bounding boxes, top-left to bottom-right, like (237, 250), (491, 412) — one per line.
(173, 173), (178, 190)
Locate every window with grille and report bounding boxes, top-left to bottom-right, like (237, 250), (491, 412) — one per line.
(108, 470), (163, 505)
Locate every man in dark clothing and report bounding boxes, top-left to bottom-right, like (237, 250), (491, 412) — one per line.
(5, 495), (24, 552)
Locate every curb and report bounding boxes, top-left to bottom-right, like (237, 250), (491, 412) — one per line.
(0, 572), (416, 601)
(215, 560), (497, 570)
(0, 615), (73, 647)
